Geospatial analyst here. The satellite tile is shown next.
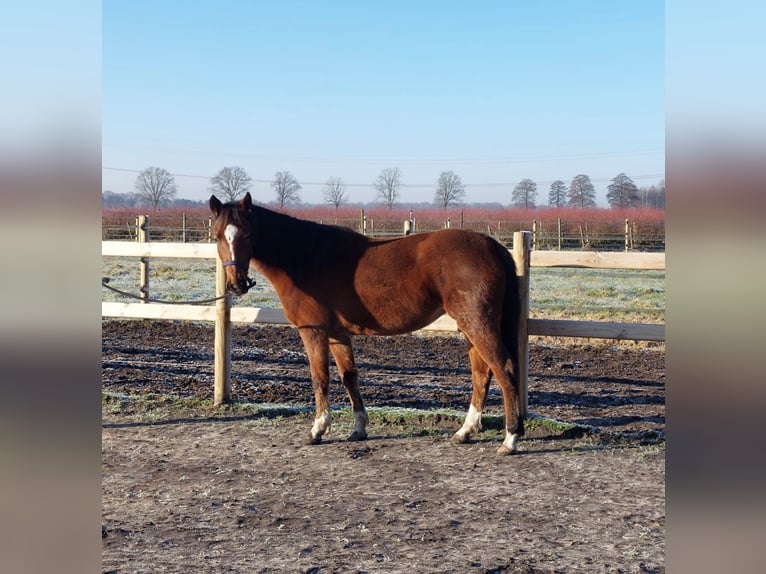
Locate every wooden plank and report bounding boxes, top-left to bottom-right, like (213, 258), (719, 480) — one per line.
(102, 301), (219, 321)
(530, 250), (665, 270)
(101, 302), (292, 325)
(232, 307), (291, 324)
(102, 303), (664, 341)
(102, 241), (218, 258)
(102, 242), (665, 269)
(421, 314), (459, 332)
(528, 318), (665, 341)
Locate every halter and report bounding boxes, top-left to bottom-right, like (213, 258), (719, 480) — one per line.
(216, 204), (257, 290)
(221, 260), (257, 289)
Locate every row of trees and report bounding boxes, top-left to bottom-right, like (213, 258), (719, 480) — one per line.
(124, 166), (664, 211)
(512, 174), (665, 210)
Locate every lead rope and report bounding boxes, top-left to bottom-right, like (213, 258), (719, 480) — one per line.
(102, 278), (229, 305)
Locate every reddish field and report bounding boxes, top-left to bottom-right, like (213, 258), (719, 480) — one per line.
(103, 204), (664, 249)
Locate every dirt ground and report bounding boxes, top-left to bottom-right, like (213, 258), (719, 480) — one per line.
(102, 320), (665, 573)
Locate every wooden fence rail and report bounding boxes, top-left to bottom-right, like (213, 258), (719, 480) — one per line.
(102, 232), (665, 415)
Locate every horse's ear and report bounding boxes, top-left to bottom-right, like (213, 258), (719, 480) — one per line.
(240, 191), (252, 210)
(209, 195), (222, 217)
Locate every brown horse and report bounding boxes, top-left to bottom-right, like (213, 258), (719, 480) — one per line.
(209, 192), (524, 454)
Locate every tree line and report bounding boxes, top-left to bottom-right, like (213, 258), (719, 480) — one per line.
(106, 166), (664, 211)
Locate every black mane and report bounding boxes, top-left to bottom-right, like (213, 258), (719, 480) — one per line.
(247, 204), (368, 280)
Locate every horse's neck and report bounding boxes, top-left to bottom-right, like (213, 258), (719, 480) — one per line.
(250, 207), (310, 282)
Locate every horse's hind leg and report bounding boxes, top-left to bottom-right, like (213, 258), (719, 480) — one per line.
(330, 336), (369, 441)
(452, 345), (492, 444)
(495, 351), (524, 455)
(298, 327), (332, 445)
(461, 330), (523, 455)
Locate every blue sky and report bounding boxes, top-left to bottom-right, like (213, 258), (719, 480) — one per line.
(102, 1), (665, 206)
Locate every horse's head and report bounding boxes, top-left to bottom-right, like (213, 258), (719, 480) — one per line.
(209, 192), (257, 296)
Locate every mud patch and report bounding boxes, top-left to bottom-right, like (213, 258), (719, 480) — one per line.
(102, 319), (665, 572)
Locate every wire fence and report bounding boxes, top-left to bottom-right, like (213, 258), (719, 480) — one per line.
(102, 213), (665, 252)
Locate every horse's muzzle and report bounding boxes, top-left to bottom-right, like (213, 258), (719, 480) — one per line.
(226, 274), (257, 295)
(226, 281), (248, 296)
(222, 260), (256, 296)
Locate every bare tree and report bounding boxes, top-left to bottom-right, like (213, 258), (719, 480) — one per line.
(134, 166), (177, 210)
(511, 178), (538, 208)
(373, 167), (402, 211)
(208, 166), (253, 202)
(323, 176), (348, 210)
(548, 180), (568, 207)
(434, 170), (465, 210)
(103, 190), (140, 208)
(271, 171), (302, 207)
(639, 179), (665, 209)
(607, 173), (640, 208)
(567, 174), (597, 208)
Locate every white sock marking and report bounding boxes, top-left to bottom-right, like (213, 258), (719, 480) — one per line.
(502, 431), (518, 453)
(311, 409), (332, 439)
(456, 404), (482, 439)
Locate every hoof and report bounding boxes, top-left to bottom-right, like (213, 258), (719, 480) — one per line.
(451, 432), (470, 444)
(347, 430), (367, 442)
(304, 434), (322, 446)
(496, 444), (518, 456)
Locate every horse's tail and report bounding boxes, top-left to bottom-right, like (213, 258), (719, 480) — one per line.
(497, 241), (524, 435)
(498, 244), (521, 363)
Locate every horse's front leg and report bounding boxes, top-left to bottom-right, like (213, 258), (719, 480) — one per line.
(298, 327), (332, 445)
(330, 335), (368, 441)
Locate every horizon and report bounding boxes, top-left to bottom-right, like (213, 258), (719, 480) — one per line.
(101, 192), (666, 217)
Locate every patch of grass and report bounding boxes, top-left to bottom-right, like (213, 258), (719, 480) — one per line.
(102, 391), (217, 419)
(530, 267), (665, 323)
(102, 394), (661, 452)
(634, 442), (665, 461)
(524, 414), (581, 435)
(584, 285), (617, 298)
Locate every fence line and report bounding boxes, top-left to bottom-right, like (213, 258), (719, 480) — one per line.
(101, 233), (665, 414)
(102, 212), (665, 252)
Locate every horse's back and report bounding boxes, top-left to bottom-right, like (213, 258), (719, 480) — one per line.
(410, 228), (513, 281)
(358, 228), (499, 284)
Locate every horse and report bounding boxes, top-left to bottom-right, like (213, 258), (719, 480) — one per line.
(209, 192), (524, 454)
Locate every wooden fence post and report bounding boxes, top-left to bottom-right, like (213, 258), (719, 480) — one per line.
(631, 220), (637, 250)
(625, 218), (629, 252)
(137, 215), (149, 303)
(512, 231), (531, 418)
(214, 257), (232, 405)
